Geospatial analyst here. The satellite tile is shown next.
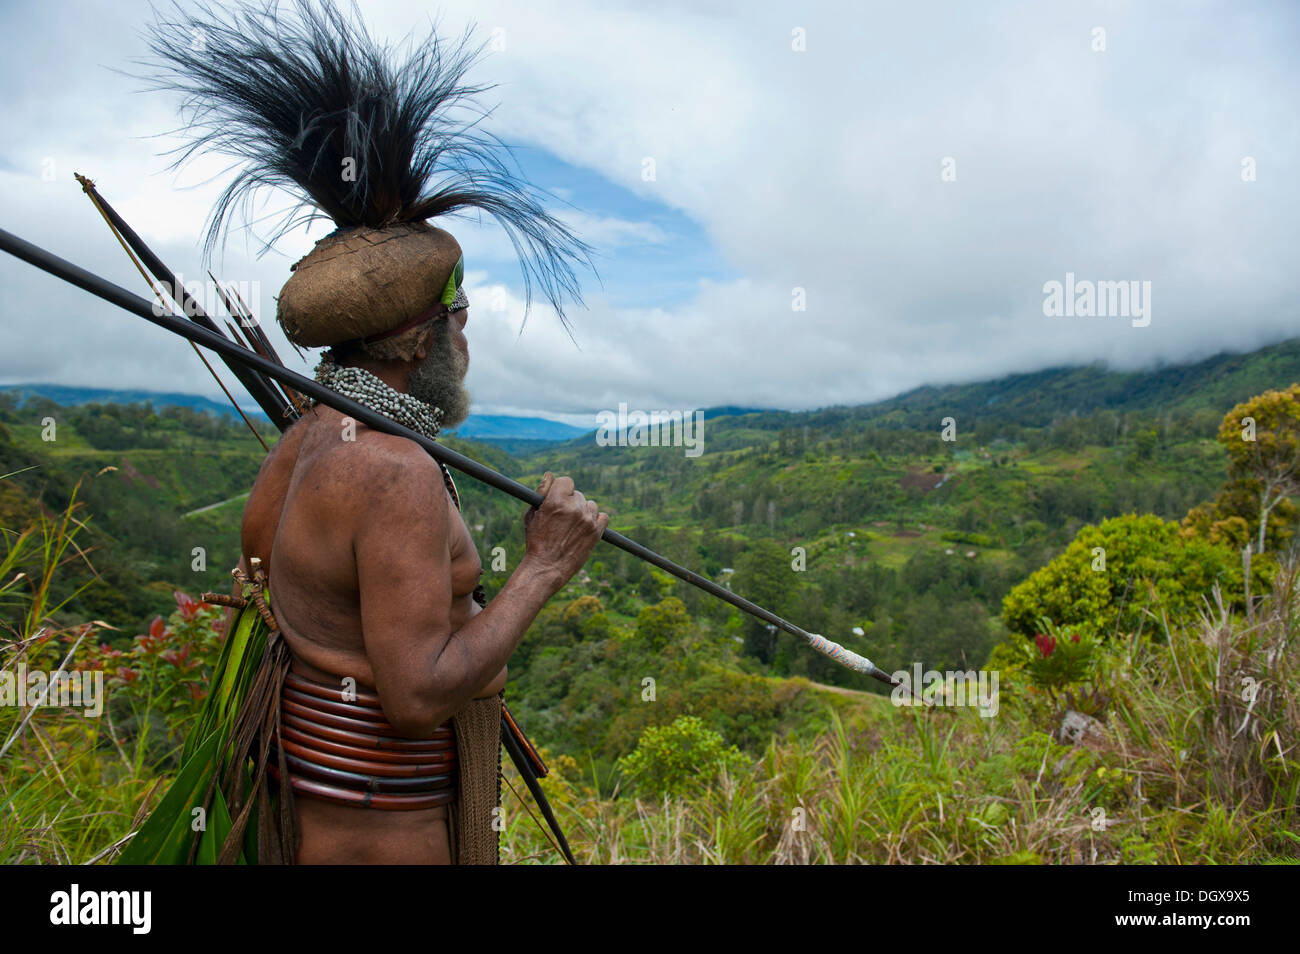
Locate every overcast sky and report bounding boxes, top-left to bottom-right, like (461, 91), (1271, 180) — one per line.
(1, 0), (1297, 426)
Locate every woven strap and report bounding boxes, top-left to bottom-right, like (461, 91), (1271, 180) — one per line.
(451, 695), (502, 865)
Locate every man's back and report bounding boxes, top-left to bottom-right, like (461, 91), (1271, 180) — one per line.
(243, 406), (485, 692)
(236, 392), (605, 865)
(239, 407), (494, 864)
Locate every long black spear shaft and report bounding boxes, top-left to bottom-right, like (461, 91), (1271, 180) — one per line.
(0, 227), (899, 689)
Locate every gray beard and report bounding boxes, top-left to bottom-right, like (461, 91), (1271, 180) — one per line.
(408, 318), (471, 430)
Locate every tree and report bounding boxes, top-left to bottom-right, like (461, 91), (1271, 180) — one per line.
(1217, 386), (1300, 555)
(734, 539), (795, 664)
(634, 597), (691, 650)
(616, 715), (748, 797)
(1182, 386), (1300, 556)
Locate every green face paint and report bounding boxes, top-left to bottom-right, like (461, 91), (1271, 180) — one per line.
(440, 254), (465, 307)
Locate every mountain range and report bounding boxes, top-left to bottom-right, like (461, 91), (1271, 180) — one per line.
(6, 336), (1300, 449)
(0, 383), (588, 443)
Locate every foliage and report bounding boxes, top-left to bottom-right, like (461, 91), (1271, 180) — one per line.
(1001, 513), (1249, 641)
(507, 580), (1299, 863)
(0, 482), (1294, 866)
(78, 593), (228, 766)
(634, 597), (690, 650)
(615, 715), (749, 798)
(1182, 384), (1300, 554)
(734, 540), (794, 664)
(1019, 623), (1101, 696)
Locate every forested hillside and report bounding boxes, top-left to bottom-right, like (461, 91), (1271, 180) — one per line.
(5, 339), (1300, 705)
(3, 338), (1299, 864)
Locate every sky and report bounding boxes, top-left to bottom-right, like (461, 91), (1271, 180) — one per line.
(1, 0), (1297, 428)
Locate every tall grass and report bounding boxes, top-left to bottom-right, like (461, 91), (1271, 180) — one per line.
(3, 488), (1296, 864)
(503, 572), (1299, 865)
(0, 485), (139, 864)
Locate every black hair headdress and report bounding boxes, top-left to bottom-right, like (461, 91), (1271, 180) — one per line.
(137, 0), (593, 328)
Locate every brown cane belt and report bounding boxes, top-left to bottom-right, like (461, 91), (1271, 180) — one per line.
(269, 671), (457, 811)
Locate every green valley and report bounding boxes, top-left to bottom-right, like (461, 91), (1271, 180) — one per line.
(3, 336), (1299, 864)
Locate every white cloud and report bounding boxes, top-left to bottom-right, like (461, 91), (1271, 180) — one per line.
(2, 0), (1297, 418)
(556, 211), (669, 249)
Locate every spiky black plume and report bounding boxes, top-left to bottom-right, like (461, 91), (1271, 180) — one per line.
(137, 0), (592, 327)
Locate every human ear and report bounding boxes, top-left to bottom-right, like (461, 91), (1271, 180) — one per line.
(413, 328), (434, 361)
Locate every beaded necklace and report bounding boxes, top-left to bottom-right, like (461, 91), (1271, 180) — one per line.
(313, 351), (444, 440)
(312, 350), (467, 512)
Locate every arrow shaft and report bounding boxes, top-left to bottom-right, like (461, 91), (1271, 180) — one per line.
(75, 176), (293, 428)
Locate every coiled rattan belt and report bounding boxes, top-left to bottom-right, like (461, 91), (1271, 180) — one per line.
(269, 671), (457, 811)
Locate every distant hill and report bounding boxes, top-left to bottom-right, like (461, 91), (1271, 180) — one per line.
(701, 405), (773, 419)
(447, 414), (586, 442)
(0, 384), (587, 444)
(512, 338), (1300, 463)
(0, 384), (272, 423)
(656, 338), (1300, 438)
(8, 337), (1300, 450)
(865, 338), (1300, 427)
(453, 406), (768, 449)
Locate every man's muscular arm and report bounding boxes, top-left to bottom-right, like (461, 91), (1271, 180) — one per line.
(353, 441), (605, 736)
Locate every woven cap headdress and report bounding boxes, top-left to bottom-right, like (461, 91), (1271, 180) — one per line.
(138, 0), (593, 354)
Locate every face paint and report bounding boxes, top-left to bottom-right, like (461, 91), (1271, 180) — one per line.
(441, 254), (466, 311)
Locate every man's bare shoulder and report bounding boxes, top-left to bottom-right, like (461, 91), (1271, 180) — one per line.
(320, 415), (445, 511)
(254, 414), (308, 478)
(241, 416), (309, 559)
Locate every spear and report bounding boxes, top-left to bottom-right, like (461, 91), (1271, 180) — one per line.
(0, 225), (903, 690)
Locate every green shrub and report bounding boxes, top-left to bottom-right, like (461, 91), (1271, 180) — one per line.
(940, 530), (995, 547)
(616, 715), (749, 797)
(1001, 513), (1247, 640)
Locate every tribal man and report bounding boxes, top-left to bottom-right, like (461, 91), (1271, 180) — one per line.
(238, 264), (605, 865)
(120, 0), (603, 864)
